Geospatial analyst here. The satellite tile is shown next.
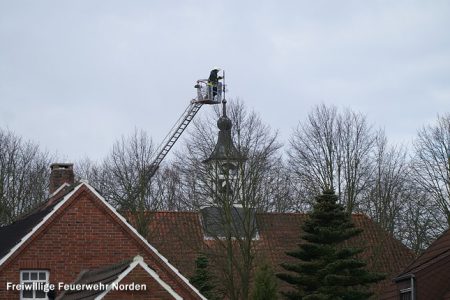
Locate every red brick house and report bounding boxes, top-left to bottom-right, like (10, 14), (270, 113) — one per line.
(382, 228), (450, 300)
(0, 164), (206, 300)
(0, 163), (415, 299)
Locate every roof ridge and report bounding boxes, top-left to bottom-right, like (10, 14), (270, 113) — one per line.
(399, 247), (450, 277)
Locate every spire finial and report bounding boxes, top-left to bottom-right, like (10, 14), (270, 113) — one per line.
(222, 99), (227, 117)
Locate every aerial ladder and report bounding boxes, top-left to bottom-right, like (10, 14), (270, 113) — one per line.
(146, 71), (225, 179)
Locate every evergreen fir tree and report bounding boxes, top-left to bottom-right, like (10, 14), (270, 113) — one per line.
(190, 254), (217, 299)
(252, 262), (278, 300)
(277, 189), (385, 300)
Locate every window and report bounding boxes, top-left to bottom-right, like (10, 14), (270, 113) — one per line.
(398, 276), (415, 300)
(20, 270), (49, 299)
(400, 289), (412, 300)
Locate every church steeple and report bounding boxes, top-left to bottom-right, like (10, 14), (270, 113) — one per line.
(203, 100), (244, 165)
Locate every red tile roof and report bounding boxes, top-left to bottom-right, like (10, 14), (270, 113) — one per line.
(143, 211), (415, 297)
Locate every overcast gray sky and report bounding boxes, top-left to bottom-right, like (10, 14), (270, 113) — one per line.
(1, 0), (449, 162)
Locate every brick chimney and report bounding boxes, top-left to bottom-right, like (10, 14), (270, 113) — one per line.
(49, 163), (74, 194)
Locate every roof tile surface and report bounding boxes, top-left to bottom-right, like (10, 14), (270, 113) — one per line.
(145, 211), (415, 296)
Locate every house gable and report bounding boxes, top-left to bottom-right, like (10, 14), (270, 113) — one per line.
(102, 256), (182, 300)
(0, 183), (206, 300)
(103, 264), (179, 300)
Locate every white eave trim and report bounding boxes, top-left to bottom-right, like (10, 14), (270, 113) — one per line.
(49, 182), (71, 198)
(0, 184), (82, 267)
(95, 255), (182, 300)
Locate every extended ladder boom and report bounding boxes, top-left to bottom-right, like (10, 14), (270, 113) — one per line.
(147, 101), (203, 179)
(147, 70), (225, 180)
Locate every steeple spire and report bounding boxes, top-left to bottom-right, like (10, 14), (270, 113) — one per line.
(203, 100), (243, 163)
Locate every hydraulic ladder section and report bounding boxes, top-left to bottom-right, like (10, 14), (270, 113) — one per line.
(146, 70), (225, 180)
(147, 101), (203, 179)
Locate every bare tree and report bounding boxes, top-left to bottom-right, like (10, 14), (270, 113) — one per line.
(396, 183), (446, 255)
(151, 164), (185, 211)
(89, 129), (162, 238)
(360, 132), (408, 234)
(337, 109), (375, 211)
(100, 130), (152, 207)
(411, 113), (450, 226)
(288, 104), (377, 213)
(257, 158), (301, 213)
(0, 128), (52, 225)
(288, 104), (337, 199)
(75, 156), (105, 189)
